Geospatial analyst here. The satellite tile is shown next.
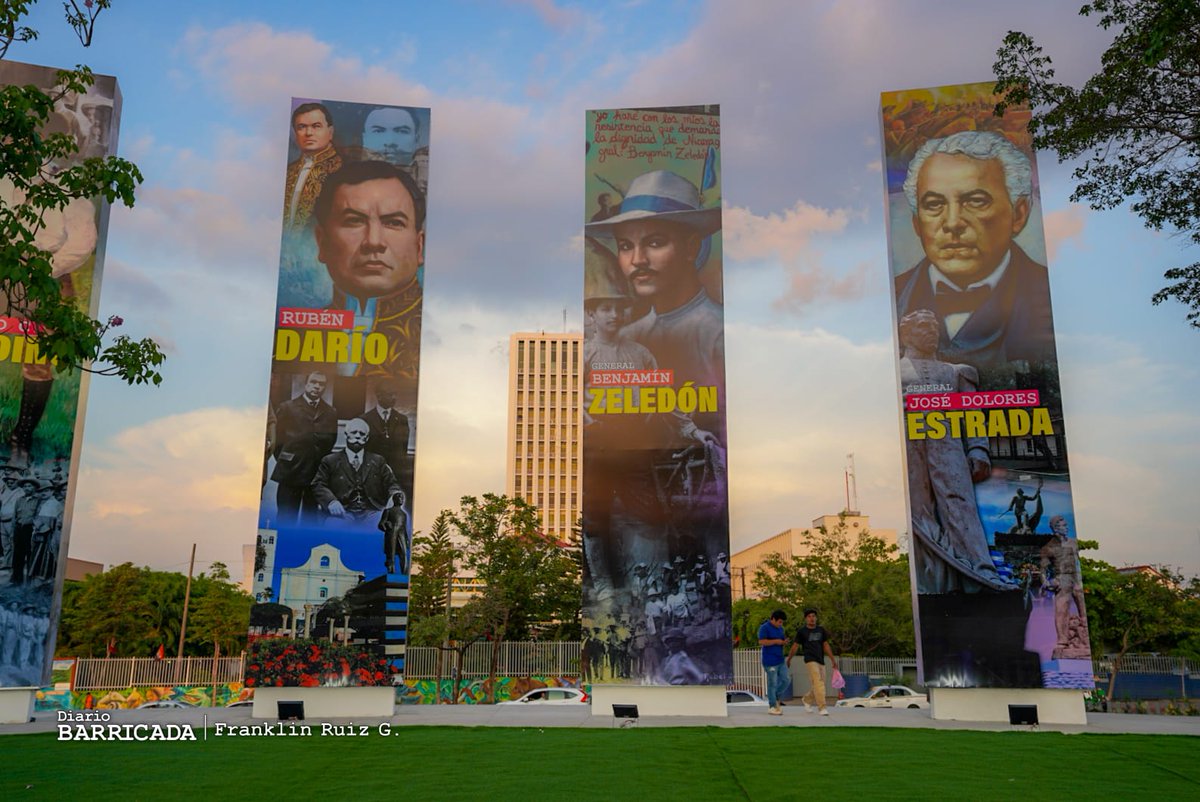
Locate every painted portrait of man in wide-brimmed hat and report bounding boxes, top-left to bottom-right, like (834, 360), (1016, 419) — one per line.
(584, 169), (725, 423)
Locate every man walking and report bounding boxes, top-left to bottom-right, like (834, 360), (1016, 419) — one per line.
(787, 607), (838, 716)
(758, 610), (789, 716)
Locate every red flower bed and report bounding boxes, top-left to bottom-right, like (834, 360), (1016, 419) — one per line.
(245, 639), (397, 688)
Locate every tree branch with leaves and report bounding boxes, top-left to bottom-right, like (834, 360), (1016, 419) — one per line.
(993, 0), (1200, 328)
(1, 0), (164, 384)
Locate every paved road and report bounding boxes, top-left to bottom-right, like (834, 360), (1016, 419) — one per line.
(7, 702), (1200, 736)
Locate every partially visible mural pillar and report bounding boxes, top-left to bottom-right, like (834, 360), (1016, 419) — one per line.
(0, 61), (123, 688)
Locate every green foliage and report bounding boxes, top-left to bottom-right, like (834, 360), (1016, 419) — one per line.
(730, 597), (787, 648)
(0, 0), (165, 382)
(408, 510), (459, 642)
(1078, 544), (1200, 696)
(189, 564), (254, 657)
(451, 493), (581, 642)
(749, 515), (915, 656)
(57, 562), (253, 657)
(993, 0), (1200, 328)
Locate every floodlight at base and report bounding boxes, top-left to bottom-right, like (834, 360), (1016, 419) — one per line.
(612, 703), (639, 728)
(1008, 704), (1038, 725)
(277, 700), (305, 721)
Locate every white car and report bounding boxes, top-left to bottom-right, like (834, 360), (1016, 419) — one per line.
(726, 690), (768, 707)
(498, 687), (589, 706)
(836, 685), (928, 709)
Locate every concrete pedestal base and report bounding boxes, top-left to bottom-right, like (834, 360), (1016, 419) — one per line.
(251, 686), (395, 719)
(0, 688), (35, 724)
(589, 684), (727, 718)
(930, 687), (1087, 725)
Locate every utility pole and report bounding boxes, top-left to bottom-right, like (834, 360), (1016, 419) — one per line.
(176, 543), (196, 678)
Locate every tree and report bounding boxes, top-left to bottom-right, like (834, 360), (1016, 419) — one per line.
(188, 565), (253, 658)
(450, 493), (581, 701)
(993, 0), (1200, 328)
(1, 0), (165, 382)
(751, 515), (915, 657)
(408, 510), (459, 640)
(57, 562), (153, 656)
(1077, 545), (1200, 698)
(57, 563), (252, 658)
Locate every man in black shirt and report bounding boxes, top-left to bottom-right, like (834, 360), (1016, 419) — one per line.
(786, 607), (838, 715)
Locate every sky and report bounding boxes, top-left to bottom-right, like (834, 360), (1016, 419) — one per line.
(10, 0), (1199, 580)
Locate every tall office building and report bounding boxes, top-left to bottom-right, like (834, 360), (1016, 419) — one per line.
(505, 332), (583, 543)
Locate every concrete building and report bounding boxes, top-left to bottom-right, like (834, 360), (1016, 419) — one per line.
(729, 513), (899, 600)
(505, 331), (583, 543)
(65, 558), (103, 582)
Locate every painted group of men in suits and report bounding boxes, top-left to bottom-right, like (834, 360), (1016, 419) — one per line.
(269, 370), (411, 544)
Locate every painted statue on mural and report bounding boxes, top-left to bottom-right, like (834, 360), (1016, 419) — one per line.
(898, 309), (1015, 593)
(380, 490), (409, 575)
(1040, 515), (1089, 660)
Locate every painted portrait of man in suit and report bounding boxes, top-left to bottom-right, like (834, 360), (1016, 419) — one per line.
(893, 130), (1056, 367)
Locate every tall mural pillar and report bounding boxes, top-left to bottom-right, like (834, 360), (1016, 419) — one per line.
(880, 82), (1091, 723)
(248, 98), (431, 714)
(581, 105), (733, 716)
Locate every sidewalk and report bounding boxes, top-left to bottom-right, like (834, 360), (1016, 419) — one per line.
(5, 702), (1200, 736)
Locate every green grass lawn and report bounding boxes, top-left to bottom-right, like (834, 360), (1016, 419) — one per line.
(3, 726), (1198, 801)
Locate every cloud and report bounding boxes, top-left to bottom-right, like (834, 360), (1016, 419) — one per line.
(70, 407), (266, 569)
(100, 259), (172, 309)
(723, 200), (868, 313)
(724, 323), (907, 550)
(1051, 332), (1200, 570)
(180, 24), (434, 111)
(509, 0), (586, 31)
(1043, 204), (1088, 262)
(114, 185), (279, 270)
(724, 201), (850, 263)
(598, 0), (1115, 212)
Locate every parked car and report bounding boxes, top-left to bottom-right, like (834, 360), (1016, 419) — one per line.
(726, 690), (768, 707)
(498, 687), (589, 706)
(138, 700), (196, 710)
(226, 700), (254, 708)
(836, 685), (928, 709)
